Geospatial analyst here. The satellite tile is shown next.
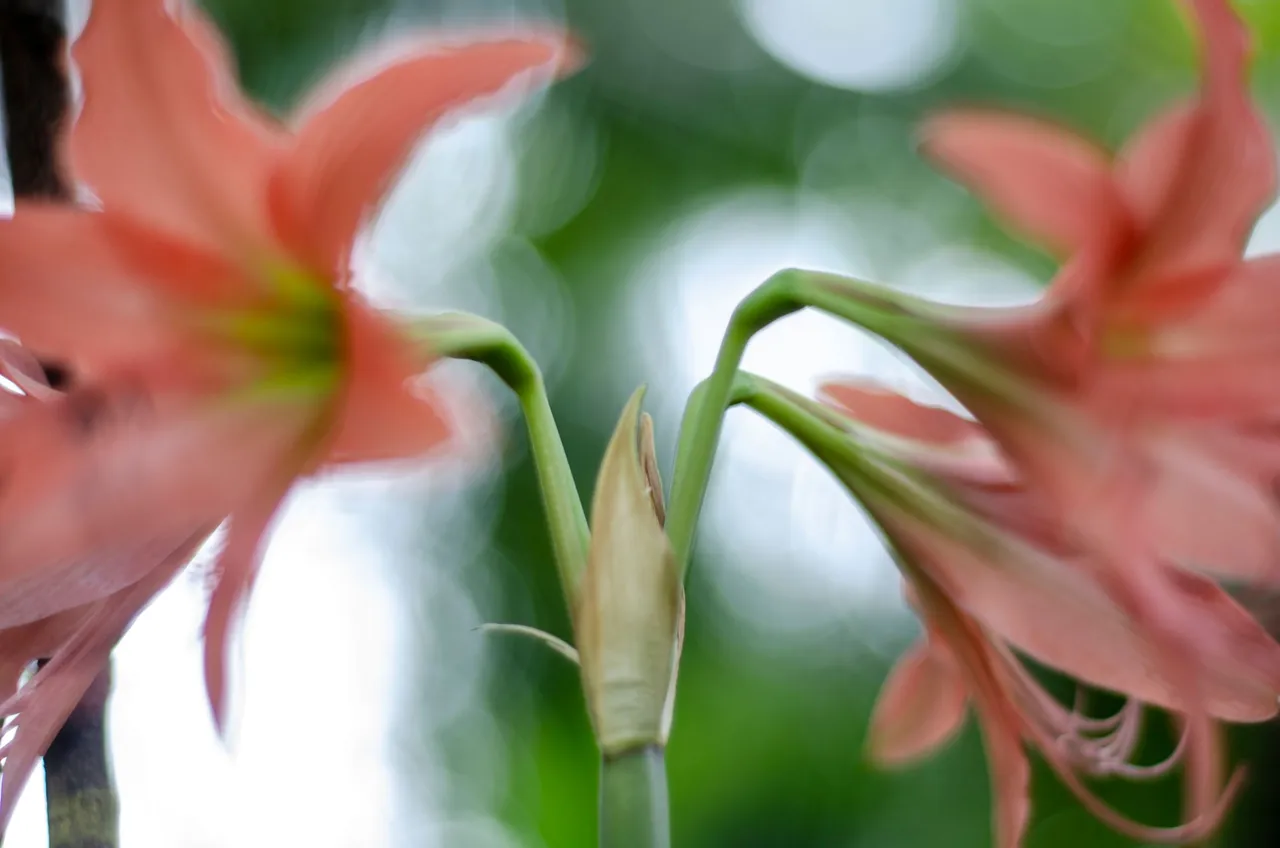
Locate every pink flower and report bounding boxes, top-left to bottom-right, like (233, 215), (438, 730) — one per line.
(0, 340), (218, 830)
(811, 0), (1280, 586)
(0, 0), (576, 818)
(921, 0), (1275, 383)
(818, 380), (1280, 846)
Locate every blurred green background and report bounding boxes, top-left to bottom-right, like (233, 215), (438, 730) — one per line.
(191, 0), (1280, 845)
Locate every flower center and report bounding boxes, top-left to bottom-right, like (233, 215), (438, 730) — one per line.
(204, 264), (344, 399)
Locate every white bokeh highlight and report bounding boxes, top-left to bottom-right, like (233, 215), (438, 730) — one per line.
(739, 0), (962, 92)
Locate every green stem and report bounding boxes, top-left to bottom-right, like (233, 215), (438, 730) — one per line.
(664, 270), (807, 577)
(665, 265), (988, 580)
(599, 746), (671, 848)
(417, 313), (590, 606)
(724, 372), (863, 475)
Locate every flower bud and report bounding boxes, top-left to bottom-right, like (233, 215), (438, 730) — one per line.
(576, 387), (683, 756)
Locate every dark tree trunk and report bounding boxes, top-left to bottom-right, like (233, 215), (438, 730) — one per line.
(0, 2), (120, 846)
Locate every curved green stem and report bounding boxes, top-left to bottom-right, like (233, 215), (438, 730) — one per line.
(599, 746), (671, 848)
(664, 271), (808, 577)
(417, 313), (590, 605)
(665, 267), (966, 580)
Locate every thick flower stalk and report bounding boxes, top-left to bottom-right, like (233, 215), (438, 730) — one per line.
(742, 374), (1280, 846)
(0, 0), (576, 829)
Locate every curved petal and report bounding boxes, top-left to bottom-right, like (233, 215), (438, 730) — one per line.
(1095, 256), (1280, 419)
(0, 380), (312, 627)
(1116, 105), (1197, 230)
(0, 539), (198, 834)
(1141, 425), (1280, 582)
(322, 298), (452, 465)
(0, 339), (58, 401)
(975, 697), (1030, 848)
(202, 481), (293, 735)
(821, 380), (982, 445)
(1116, 0), (1274, 300)
(918, 109), (1126, 257)
(867, 638), (969, 765)
(876, 501), (1280, 722)
(0, 206), (172, 367)
(819, 380), (1016, 486)
(68, 0), (284, 258)
(906, 579), (1030, 848)
(272, 33), (579, 275)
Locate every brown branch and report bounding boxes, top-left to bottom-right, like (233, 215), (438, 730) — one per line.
(0, 0), (70, 200)
(0, 2), (120, 847)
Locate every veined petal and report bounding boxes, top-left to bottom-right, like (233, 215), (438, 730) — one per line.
(867, 637), (969, 765)
(272, 33), (578, 275)
(0, 607), (93, 705)
(323, 299), (452, 465)
(919, 109), (1126, 257)
(68, 0), (284, 259)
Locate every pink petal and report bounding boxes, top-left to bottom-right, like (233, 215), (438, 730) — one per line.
(68, 0), (284, 259)
(975, 697), (1030, 848)
(0, 380), (312, 627)
(919, 109), (1127, 257)
(1094, 256), (1280, 419)
(0, 206), (169, 367)
(1140, 424), (1280, 582)
(0, 607), (92, 706)
(0, 205), (275, 378)
(867, 638), (968, 765)
(202, 482), (294, 735)
(322, 297), (452, 466)
(879, 501), (1280, 722)
(966, 370), (1280, 584)
(1115, 105), (1197, 230)
(272, 33), (579, 275)
(820, 379), (1016, 486)
(821, 379), (982, 445)
(907, 579), (1030, 848)
(1115, 0), (1274, 301)
(0, 539), (198, 834)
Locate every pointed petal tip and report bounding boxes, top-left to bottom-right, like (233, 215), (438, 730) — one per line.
(277, 27), (584, 274)
(916, 107), (1122, 257)
(817, 377), (978, 445)
(866, 640), (969, 767)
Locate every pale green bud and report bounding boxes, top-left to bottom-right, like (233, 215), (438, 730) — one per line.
(576, 387), (684, 756)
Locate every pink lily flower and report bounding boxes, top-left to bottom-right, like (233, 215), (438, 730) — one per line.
(0, 340), (218, 830)
(811, 0), (1280, 585)
(0, 0), (575, 765)
(921, 0), (1275, 386)
(819, 380), (1280, 846)
(912, 0), (1280, 425)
